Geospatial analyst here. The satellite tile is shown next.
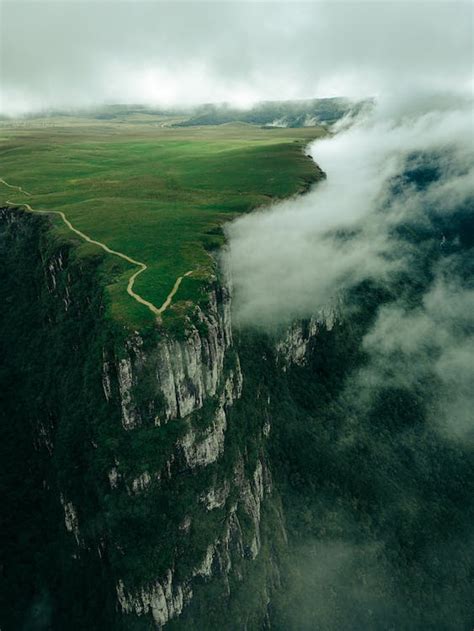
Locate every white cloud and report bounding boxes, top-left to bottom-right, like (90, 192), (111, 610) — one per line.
(224, 104), (473, 327)
(0, 1), (472, 114)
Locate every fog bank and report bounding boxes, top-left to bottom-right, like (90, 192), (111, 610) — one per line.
(225, 102), (474, 328)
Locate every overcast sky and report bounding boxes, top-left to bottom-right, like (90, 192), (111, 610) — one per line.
(0, 1), (472, 114)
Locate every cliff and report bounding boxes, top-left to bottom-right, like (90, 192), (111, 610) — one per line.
(3, 143), (472, 631)
(0, 205), (329, 630)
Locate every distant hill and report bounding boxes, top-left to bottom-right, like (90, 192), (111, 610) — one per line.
(1, 98), (373, 127)
(172, 97), (373, 128)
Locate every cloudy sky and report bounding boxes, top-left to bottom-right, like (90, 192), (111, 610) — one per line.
(0, 1), (472, 114)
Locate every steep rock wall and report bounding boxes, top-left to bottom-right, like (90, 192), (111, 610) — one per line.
(0, 207), (292, 631)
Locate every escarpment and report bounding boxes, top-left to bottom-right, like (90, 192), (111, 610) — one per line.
(6, 186), (470, 631)
(0, 203), (329, 630)
(0, 206), (331, 630)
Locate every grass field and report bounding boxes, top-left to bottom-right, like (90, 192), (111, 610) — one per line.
(0, 113), (325, 328)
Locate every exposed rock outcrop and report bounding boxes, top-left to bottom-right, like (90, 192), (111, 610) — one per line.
(276, 304), (338, 368)
(105, 284), (234, 431)
(116, 570), (192, 628)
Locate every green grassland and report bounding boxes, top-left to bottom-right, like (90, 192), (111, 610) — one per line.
(0, 114), (325, 328)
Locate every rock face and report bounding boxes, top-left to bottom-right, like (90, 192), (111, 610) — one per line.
(180, 357), (242, 469)
(107, 298), (335, 628)
(0, 205), (328, 630)
(116, 572), (191, 628)
(155, 288), (233, 422)
(60, 493), (81, 545)
(107, 284), (233, 431)
(106, 286), (280, 627)
(276, 305), (338, 368)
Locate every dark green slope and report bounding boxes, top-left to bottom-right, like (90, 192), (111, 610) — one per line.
(0, 210), (118, 629)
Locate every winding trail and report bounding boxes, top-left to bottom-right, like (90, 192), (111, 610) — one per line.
(1, 178), (193, 317)
(0, 178), (32, 197)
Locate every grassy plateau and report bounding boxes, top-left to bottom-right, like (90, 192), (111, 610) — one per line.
(0, 112), (325, 328)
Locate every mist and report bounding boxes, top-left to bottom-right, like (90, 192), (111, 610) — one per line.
(226, 94), (474, 443)
(221, 79), (473, 626)
(225, 102), (473, 326)
(257, 94), (474, 627)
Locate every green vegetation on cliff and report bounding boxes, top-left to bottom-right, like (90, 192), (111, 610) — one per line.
(0, 208), (281, 631)
(0, 210), (117, 629)
(0, 116), (324, 327)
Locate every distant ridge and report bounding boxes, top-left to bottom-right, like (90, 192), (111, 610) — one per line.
(172, 97), (373, 128)
(0, 97), (373, 127)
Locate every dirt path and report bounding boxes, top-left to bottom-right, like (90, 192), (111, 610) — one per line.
(1, 179), (192, 317)
(0, 178), (32, 197)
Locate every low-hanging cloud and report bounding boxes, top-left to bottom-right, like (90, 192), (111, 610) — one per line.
(356, 262), (474, 441)
(260, 96), (474, 627)
(224, 103), (474, 328)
